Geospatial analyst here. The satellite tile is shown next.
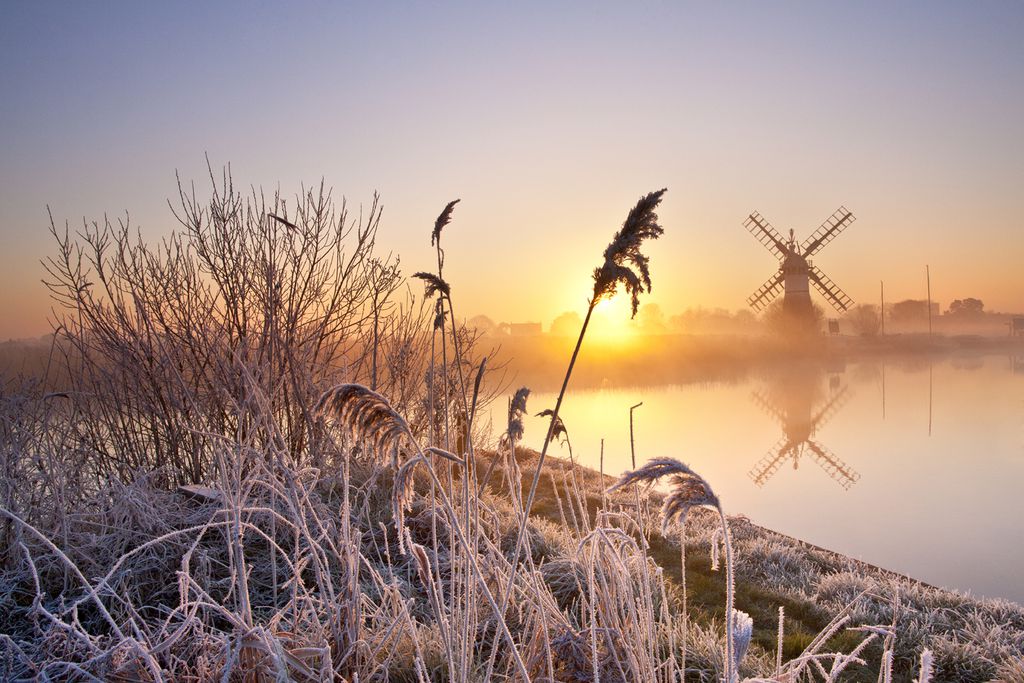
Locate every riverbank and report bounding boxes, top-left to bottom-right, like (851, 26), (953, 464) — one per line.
(3, 436), (1021, 681)
(497, 446), (1024, 682)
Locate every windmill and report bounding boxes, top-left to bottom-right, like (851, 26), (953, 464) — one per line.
(748, 374), (860, 490)
(744, 207), (856, 317)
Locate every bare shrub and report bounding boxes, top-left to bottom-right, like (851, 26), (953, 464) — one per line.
(2, 178), (1015, 683)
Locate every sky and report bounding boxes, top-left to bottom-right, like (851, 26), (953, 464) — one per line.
(2, 1), (1022, 339)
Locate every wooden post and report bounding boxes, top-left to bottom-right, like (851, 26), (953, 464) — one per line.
(629, 402), (643, 469)
(628, 402), (644, 538)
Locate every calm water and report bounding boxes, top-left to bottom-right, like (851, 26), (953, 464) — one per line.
(506, 353), (1024, 603)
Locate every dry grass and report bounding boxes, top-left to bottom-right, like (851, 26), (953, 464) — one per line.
(1, 174), (1019, 682)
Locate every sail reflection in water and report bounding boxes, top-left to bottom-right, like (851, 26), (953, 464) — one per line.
(505, 353), (1024, 601)
(748, 368), (860, 489)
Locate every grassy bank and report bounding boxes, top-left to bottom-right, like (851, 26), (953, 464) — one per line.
(3, 177), (1021, 681)
(3, 438), (1022, 681)
(490, 447), (1024, 682)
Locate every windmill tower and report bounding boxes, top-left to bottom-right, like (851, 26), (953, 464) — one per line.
(748, 378), (860, 490)
(744, 207), (856, 317)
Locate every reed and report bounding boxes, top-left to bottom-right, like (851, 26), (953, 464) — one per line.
(316, 381), (531, 681)
(498, 188), (668, 627)
(1, 172), (1001, 682)
(609, 456), (740, 681)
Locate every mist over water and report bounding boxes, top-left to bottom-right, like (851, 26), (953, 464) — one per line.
(500, 352), (1024, 602)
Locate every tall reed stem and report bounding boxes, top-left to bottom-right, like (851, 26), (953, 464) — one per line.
(498, 300), (594, 608)
(679, 523), (687, 676)
(396, 419), (531, 681)
(717, 507), (735, 683)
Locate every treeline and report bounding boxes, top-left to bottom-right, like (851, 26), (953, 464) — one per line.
(468, 297), (1020, 339)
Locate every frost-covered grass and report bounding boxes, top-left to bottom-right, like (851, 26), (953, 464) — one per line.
(2, 173), (1018, 681)
(5, 440), (1016, 681)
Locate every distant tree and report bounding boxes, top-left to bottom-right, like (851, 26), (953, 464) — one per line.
(948, 298), (985, 316)
(633, 303), (667, 334)
(669, 307), (758, 334)
(763, 299), (824, 338)
(549, 311), (582, 337)
(846, 304), (880, 337)
(467, 314), (498, 335)
(889, 299), (929, 323)
(669, 307), (703, 333)
(733, 309), (757, 326)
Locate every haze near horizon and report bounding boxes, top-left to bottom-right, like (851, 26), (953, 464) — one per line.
(2, 1), (1022, 339)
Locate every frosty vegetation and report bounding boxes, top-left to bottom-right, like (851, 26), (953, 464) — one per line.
(1, 171), (1021, 681)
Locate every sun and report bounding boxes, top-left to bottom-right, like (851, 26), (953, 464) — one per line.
(552, 272), (642, 348)
(588, 296), (639, 348)
(593, 295), (632, 320)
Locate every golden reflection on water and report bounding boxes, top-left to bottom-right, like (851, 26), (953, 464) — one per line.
(501, 353), (1024, 602)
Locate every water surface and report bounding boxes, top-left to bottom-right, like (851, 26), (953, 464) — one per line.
(506, 353), (1024, 603)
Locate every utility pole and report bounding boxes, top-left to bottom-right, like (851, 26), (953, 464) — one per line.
(926, 265), (933, 338)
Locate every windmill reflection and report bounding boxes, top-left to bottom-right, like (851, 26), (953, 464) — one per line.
(749, 368), (861, 490)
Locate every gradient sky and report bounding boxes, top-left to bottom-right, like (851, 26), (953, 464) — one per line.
(2, 1), (1022, 339)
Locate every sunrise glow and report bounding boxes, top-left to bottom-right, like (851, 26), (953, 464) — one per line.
(2, 4), (1022, 680)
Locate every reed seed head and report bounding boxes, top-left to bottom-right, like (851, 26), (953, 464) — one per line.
(432, 297), (446, 330)
(732, 609), (754, 675)
(412, 271), (451, 298)
(316, 383), (409, 465)
(916, 649), (933, 683)
(608, 457), (720, 532)
(661, 473), (719, 530)
(393, 455), (424, 553)
(536, 408), (570, 447)
(608, 457), (698, 490)
(431, 199), (460, 246)
(505, 387), (530, 444)
(407, 540), (432, 589)
(592, 188), (667, 316)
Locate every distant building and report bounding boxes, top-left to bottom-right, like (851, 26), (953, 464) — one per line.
(890, 299), (931, 322)
(1012, 317), (1024, 337)
(508, 322), (542, 337)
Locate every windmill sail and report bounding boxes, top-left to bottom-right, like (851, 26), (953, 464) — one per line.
(809, 266), (854, 312)
(747, 271), (785, 311)
(749, 374), (860, 490)
(809, 385), (851, 431)
(744, 211), (789, 259)
(802, 207), (855, 257)
(751, 390), (787, 425)
(749, 438), (795, 487)
(743, 206), (857, 317)
(805, 440), (860, 490)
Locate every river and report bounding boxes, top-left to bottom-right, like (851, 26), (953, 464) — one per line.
(499, 352), (1024, 602)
